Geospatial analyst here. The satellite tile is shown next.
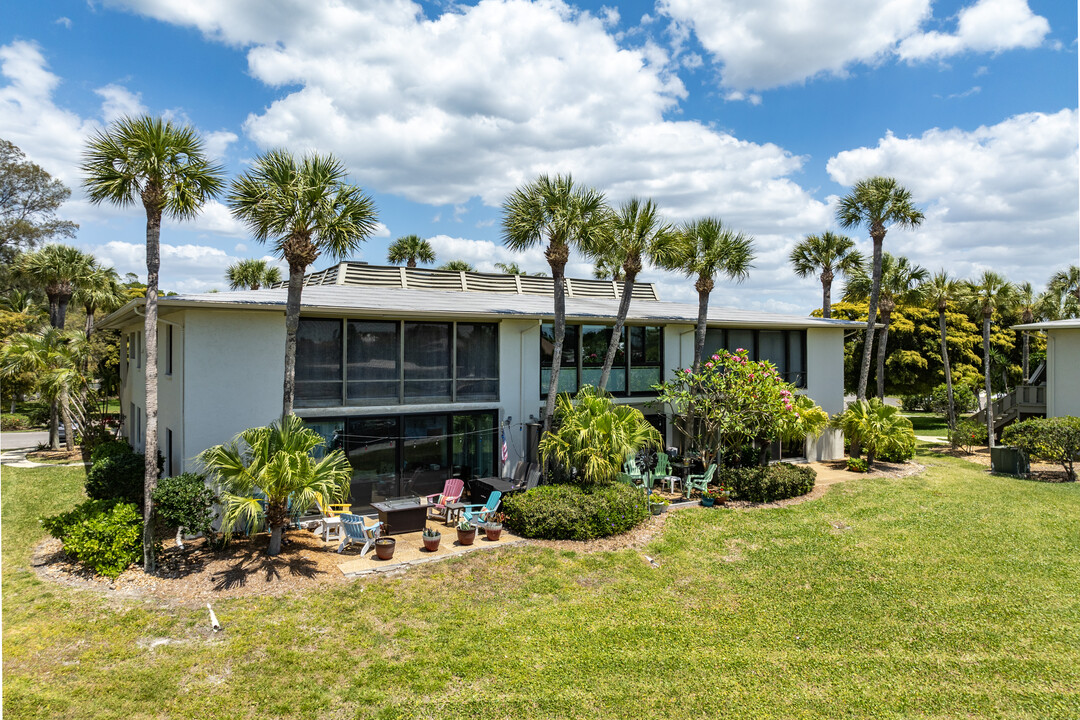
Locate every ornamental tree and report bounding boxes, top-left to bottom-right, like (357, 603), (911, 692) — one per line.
(654, 349), (822, 466)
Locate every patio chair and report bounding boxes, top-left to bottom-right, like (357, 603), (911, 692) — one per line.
(337, 513), (383, 556)
(654, 452), (681, 494)
(425, 478), (465, 521)
(684, 463), (717, 498)
(461, 491), (501, 527)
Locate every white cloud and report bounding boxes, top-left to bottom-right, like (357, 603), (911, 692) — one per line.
(95, 83), (147, 124)
(55, 17), (72, 29)
(202, 129), (238, 161)
(898, 0), (1050, 62)
(825, 108), (1078, 288)
(91, 239), (241, 293)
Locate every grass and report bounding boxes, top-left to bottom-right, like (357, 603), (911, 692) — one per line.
(902, 411), (950, 438)
(3, 452), (1080, 718)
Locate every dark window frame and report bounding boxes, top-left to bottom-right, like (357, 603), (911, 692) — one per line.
(540, 323), (664, 398)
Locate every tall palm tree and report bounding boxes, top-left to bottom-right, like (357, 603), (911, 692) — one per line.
(199, 414), (352, 556)
(73, 262), (126, 339)
(387, 234), (435, 268)
(672, 217), (755, 371)
(1014, 282), (1040, 383)
(16, 244), (96, 329)
(1048, 265), (1080, 319)
(494, 262), (523, 275)
(788, 231), (863, 319)
(925, 270), (963, 428)
(438, 260), (474, 271)
(964, 271), (1017, 448)
(83, 115), (225, 572)
(592, 198), (677, 391)
(228, 150), (379, 417)
(836, 177), (924, 399)
(0, 327), (88, 450)
(843, 253), (928, 400)
(592, 255), (625, 281)
(501, 174), (607, 429)
(225, 258), (282, 290)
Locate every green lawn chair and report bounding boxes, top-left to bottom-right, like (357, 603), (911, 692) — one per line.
(653, 452), (680, 493)
(684, 463), (717, 498)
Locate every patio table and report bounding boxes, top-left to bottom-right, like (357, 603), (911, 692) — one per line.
(371, 497), (427, 535)
(444, 501), (467, 526)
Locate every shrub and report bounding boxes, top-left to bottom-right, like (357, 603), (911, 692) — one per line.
(1, 413), (31, 430)
(23, 402), (50, 427)
(62, 502), (143, 579)
(41, 499), (120, 540)
(77, 419), (117, 453)
(900, 395), (930, 412)
(930, 383), (978, 415)
(90, 440), (133, 464)
(832, 399), (916, 466)
(1003, 417), (1080, 481)
(949, 419), (987, 453)
(86, 452), (147, 506)
(152, 473), (216, 538)
(846, 457), (869, 473)
(502, 482), (649, 540)
(718, 463), (816, 502)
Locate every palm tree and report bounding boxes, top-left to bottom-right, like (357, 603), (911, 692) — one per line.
(672, 217), (755, 371)
(1014, 282), (1040, 383)
(438, 260), (474, 271)
(494, 262), (523, 275)
(964, 271), (1017, 448)
(227, 150), (379, 417)
(925, 270), (963, 428)
(387, 234), (435, 268)
(592, 255), (625, 281)
(788, 231), (863, 319)
(0, 327), (88, 450)
(225, 258), (282, 290)
(836, 177), (924, 399)
(501, 174), (607, 429)
(199, 414), (352, 556)
(73, 262), (125, 339)
(1048, 265), (1080, 319)
(83, 116), (224, 572)
(0, 288), (46, 321)
(592, 198), (677, 391)
(843, 253), (928, 400)
(16, 244), (96, 329)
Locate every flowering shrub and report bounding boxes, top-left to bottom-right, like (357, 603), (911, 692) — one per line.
(949, 419), (987, 454)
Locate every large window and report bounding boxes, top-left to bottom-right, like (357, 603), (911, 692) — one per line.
(700, 328), (807, 387)
(296, 318), (499, 408)
(541, 323), (662, 397)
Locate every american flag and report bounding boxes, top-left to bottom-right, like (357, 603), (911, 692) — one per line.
(500, 429), (509, 466)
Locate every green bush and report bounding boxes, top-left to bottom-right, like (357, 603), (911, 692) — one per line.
(62, 502), (143, 579)
(77, 420), (116, 453)
(86, 452), (146, 506)
(949, 419), (987, 453)
(89, 440), (133, 464)
(930, 383), (978, 415)
(1, 413), (31, 430)
(718, 463), (816, 502)
(152, 473), (216, 538)
(23, 402), (50, 427)
(502, 482), (649, 540)
(900, 395), (930, 412)
(846, 457), (869, 473)
(41, 499), (120, 540)
(1003, 417), (1080, 481)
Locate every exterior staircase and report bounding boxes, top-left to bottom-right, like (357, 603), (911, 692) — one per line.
(971, 384), (1047, 433)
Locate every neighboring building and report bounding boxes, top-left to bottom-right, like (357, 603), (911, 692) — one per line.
(1012, 319), (1080, 418)
(100, 262), (863, 510)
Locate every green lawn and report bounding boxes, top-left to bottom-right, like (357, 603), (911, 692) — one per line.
(4, 452), (1079, 719)
(902, 411), (950, 438)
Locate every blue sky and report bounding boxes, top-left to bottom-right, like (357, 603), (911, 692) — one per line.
(2, 0), (1077, 313)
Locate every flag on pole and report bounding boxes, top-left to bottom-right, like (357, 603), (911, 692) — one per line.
(500, 429), (509, 473)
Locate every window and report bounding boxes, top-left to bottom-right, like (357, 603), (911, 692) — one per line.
(129, 402), (135, 441)
(165, 325), (173, 376)
(698, 328), (807, 388)
(165, 428), (174, 476)
(581, 325), (625, 390)
(456, 323), (498, 401)
(629, 326), (662, 392)
(540, 324), (578, 395)
(541, 323), (662, 396)
(347, 321), (399, 405)
(404, 322), (452, 402)
(136, 331), (142, 369)
(295, 319), (343, 407)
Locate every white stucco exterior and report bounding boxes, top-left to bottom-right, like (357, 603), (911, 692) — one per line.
(1045, 327), (1080, 417)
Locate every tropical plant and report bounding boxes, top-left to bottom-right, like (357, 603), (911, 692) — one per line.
(387, 234), (435, 268)
(832, 398), (916, 467)
(592, 255), (624, 281)
(225, 258), (282, 290)
(199, 414), (352, 556)
(83, 115), (225, 572)
(1047, 265), (1079, 319)
(73, 261), (126, 340)
(227, 149), (378, 417)
(924, 270), (964, 427)
(539, 385), (660, 485)
(778, 394), (830, 446)
(0, 327), (88, 450)
(151, 473), (217, 544)
(836, 177), (924, 399)
(16, 244), (96, 329)
(438, 260), (474, 271)
(501, 174), (607, 429)
(591, 198), (678, 391)
(1014, 281), (1040, 383)
(843, 252), (928, 400)
(670, 217), (755, 371)
(963, 271), (1017, 448)
(788, 231), (863, 319)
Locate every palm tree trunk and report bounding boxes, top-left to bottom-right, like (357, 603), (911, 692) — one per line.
(857, 235), (884, 399)
(543, 260), (568, 431)
(47, 293), (61, 329)
(282, 264), (306, 418)
(1022, 331), (1030, 383)
(821, 273), (832, 319)
(598, 269), (636, 391)
(49, 401), (59, 450)
(57, 293), (71, 330)
(875, 312), (891, 401)
(142, 203), (162, 573)
(693, 287), (710, 372)
(939, 309), (956, 429)
(60, 387), (75, 452)
(84, 308), (95, 340)
(983, 315), (994, 448)
(268, 524), (284, 556)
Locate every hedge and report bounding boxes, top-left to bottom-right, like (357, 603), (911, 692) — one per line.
(41, 499), (142, 579)
(718, 462), (816, 502)
(502, 482), (649, 540)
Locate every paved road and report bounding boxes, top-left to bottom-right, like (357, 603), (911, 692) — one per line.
(0, 430), (50, 450)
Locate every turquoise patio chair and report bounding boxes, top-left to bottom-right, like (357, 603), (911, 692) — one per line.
(337, 513), (383, 556)
(684, 464), (717, 498)
(461, 491), (502, 527)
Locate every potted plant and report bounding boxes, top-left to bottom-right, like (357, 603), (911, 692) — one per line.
(648, 492), (669, 515)
(421, 526), (441, 552)
(483, 512), (506, 541)
(456, 518), (476, 546)
(706, 485), (730, 505)
(374, 537), (396, 560)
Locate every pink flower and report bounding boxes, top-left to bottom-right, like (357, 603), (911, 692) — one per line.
(705, 362), (713, 369)
(711, 354), (720, 361)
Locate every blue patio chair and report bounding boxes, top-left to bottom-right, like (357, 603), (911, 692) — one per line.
(337, 513), (383, 556)
(684, 464), (717, 498)
(460, 491), (501, 527)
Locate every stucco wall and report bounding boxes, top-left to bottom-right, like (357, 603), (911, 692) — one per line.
(1047, 328), (1080, 417)
(805, 327), (845, 416)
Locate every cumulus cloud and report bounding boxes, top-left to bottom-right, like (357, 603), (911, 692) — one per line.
(95, 83), (147, 124)
(202, 129), (238, 161)
(898, 0), (1050, 62)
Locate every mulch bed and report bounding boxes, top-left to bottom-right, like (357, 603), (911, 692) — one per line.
(926, 444), (1074, 482)
(25, 447), (88, 464)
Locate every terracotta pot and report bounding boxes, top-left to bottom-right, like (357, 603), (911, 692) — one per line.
(374, 537), (396, 560)
(484, 523), (503, 541)
(457, 527), (477, 546)
(422, 534), (441, 552)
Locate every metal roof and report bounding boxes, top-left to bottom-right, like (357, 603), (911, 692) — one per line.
(100, 282), (866, 330)
(1013, 319), (1080, 330)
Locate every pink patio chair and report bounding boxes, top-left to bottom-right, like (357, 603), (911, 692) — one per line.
(425, 478), (465, 522)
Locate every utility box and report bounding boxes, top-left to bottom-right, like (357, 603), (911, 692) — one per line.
(990, 446), (1030, 476)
